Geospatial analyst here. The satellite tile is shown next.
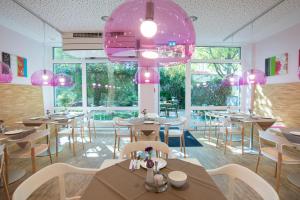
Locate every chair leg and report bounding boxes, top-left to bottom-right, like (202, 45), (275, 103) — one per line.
(93, 121), (96, 138)
(1, 170), (10, 200)
(274, 163), (277, 178)
(48, 147), (53, 164)
(55, 128), (59, 159)
(224, 128), (228, 154)
(88, 121), (92, 143)
(241, 127), (244, 155)
(117, 136), (121, 151)
(113, 134), (117, 159)
(4, 147), (9, 184)
(182, 135), (186, 158)
(72, 132), (76, 156)
(31, 147), (36, 173)
(275, 153), (282, 192)
(229, 132), (233, 146)
(80, 127), (85, 150)
(255, 155), (261, 173)
(179, 136), (182, 152)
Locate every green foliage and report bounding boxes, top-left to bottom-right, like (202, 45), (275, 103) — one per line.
(160, 65), (185, 109)
(54, 63), (82, 107)
(86, 63), (138, 107)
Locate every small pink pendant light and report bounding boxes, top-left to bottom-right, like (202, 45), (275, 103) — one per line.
(240, 69), (266, 85)
(135, 67), (159, 84)
(222, 74), (241, 87)
(0, 62), (13, 83)
(31, 69), (55, 86)
(54, 73), (74, 87)
(104, 0), (195, 65)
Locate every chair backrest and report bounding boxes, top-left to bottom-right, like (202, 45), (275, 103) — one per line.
(12, 163), (99, 200)
(258, 130), (292, 152)
(120, 141), (170, 159)
(207, 164), (279, 200)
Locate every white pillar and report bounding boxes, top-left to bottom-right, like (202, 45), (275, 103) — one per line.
(82, 60), (87, 114)
(138, 84), (159, 114)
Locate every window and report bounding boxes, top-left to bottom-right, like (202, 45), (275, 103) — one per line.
(191, 47), (242, 107)
(192, 46), (241, 61)
(53, 63), (82, 107)
(86, 62), (138, 107)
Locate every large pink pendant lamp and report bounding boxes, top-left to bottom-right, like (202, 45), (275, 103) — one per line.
(104, 0), (195, 65)
(0, 62), (13, 83)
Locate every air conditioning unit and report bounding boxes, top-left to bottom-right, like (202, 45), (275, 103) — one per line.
(62, 32), (103, 51)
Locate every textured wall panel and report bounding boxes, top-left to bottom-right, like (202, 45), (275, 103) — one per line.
(0, 84), (44, 127)
(254, 82), (300, 127)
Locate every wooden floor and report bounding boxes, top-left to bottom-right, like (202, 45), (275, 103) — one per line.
(2, 128), (300, 200)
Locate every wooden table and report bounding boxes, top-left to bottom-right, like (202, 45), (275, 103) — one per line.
(81, 159), (226, 200)
(280, 128), (300, 188)
(17, 113), (85, 156)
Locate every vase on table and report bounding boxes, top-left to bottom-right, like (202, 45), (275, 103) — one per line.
(146, 167), (154, 184)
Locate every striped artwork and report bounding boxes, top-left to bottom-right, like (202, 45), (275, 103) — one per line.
(265, 53), (288, 76)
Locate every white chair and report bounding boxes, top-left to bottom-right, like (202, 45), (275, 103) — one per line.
(12, 163), (99, 200)
(205, 112), (223, 143)
(164, 116), (187, 157)
(56, 117), (85, 157)
(217, 117), (245, 154)
(0, 145), (10, 200)
(112, 117), (132, 159)
(208, 164), (279, 200)
(8, 130), (52, 173)
(120, 141), (170, 159)
(256, 130), (300, 191)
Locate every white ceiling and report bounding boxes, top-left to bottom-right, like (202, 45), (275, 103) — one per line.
(1, 0), (300, 45)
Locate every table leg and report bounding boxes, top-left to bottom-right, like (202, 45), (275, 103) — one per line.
(244, 122), (258, 154)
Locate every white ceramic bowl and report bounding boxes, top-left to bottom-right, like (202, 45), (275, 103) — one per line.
(168, 171), (187, 187)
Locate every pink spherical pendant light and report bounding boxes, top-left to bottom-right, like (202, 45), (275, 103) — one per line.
(31, 69), (55, 86)
(240, 69), (266, 85)
(135, 67), (160, 84)
(222, 74), (241, 87)
(0, 62), (13, 83)
(54, 73), (74, 87)
(104, 0), (196, 65)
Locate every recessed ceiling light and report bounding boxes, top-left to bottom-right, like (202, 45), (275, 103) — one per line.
(101, 16), (109, 22)
(189, 16), (198, 22)
(142, 51), (159, 59)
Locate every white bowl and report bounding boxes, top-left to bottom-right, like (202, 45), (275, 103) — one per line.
(168, 171), (187, 187)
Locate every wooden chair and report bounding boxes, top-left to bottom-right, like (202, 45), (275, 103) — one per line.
(133, 123), (160, 141)
(8, 130), (52, 173)
(86, 111), (96, 143)
(164, 117), (187, 158)
(217, 117), (245, 154)
(112, 117), (132, 159)
(12, 163), (99, 200)
(208, 164), (279, 200)
(120, 141), (170, 159)
(0, 145), (10, 200)
(56, 117), (85, 157)
(256, 130), (300, 192)
(205, 112), (223, 142)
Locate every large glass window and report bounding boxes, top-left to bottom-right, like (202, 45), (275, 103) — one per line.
(53, 63), (82, 107)
(191, 47), (242, 107)
(86, 63), (138, 107)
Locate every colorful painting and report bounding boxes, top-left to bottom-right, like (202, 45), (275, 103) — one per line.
(2, 52), (11, 68)
(265, 53), (288, 76)
(17, 56), (28, 77)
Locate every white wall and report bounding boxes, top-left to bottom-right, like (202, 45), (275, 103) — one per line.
(254, 22), (300, 84)
(0, 25), (53, 113)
